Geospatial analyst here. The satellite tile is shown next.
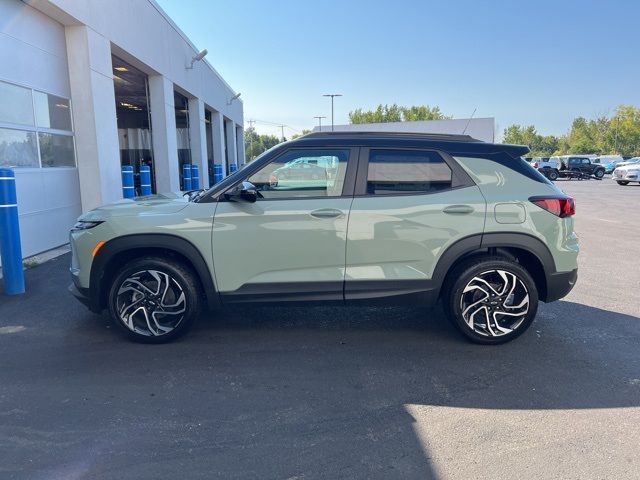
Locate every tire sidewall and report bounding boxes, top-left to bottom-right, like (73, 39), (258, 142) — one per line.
(108, 257), (201, 343)
(446, 259), (539, 345)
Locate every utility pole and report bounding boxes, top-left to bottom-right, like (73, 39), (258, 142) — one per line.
(314, 116), (326, 132)
(323, 94), (342, 131)
(279, 125), (285, 142)
(247, 119), (255, 161)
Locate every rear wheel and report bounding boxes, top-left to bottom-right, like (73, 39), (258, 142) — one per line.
(547, 169), (559, 181)
(594, 169), (605, 179)
(443, 257), (539, 344)
(617, 181), (629, 185)
(108, 256), (202, 343)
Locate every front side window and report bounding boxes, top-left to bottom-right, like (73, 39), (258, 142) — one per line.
(367, 149), (452, 195)
(247, 149), (350, 199)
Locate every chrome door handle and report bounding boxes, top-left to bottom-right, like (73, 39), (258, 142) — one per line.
(310, 208), (343, 219)
(443, 205), (474, 214)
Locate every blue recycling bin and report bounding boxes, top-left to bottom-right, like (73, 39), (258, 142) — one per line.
(121, 165), (134, 199)
(213, 164), (223, 184)
(0, 168), (25, 295)
(229, 163), (238, 174)
(182, 163), (192, 191)
(139, 165), (152, 196)
(190, 164), (200, 190)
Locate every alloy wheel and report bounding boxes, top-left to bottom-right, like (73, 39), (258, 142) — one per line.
(115, 269), (186, 336)
(460, 269), (530, 337)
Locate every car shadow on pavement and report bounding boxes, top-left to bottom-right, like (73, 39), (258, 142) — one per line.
(1, 255), (639, 479)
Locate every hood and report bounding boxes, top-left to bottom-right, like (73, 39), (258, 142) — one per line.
(615, 163), (640, 171)
(79, 193), (189, 221)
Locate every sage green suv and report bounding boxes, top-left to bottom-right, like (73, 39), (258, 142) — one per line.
(69, 132), (579, 344)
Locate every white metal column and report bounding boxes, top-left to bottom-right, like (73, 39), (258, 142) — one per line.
(235, 125), (245, 166)
(211, 110), (226, 177)
(65, 25), (121, 211)
(148, 75), (180, 193)
(225, 118), (237, 172)
(188, 97), (209, 188)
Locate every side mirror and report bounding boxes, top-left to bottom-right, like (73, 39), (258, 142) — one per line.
(224, 181), (258, 203)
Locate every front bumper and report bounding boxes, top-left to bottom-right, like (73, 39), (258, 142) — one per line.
(69, 282), (91, 308)
(544, 268), (578, 303)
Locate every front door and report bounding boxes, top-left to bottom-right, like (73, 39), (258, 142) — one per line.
(345, 148), (486, 300)
(212, 148), (357, 302)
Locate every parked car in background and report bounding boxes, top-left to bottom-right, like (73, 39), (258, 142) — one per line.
(535, 156), (605, 180)
(69, 132), (579, 345)
(615, 157), (640, 168)
(612, 162), (640, 185)
(596, 155), (624, 173)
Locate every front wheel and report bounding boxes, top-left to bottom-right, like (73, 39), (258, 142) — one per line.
(594, 169), (605, 179)
(108, 256), (202, 343)
(617, 181), (629, 185)
(547, 169), (559, 181)
(443, 257), (539, 344)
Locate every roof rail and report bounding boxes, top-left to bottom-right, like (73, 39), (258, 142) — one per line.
(301, 131), (480, 142)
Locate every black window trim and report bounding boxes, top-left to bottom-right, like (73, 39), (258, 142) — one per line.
(353, 147), (476, 197)
(216, 146), (360, 202)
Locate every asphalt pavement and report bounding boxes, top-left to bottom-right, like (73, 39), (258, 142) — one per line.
(0, 178), (638, 479)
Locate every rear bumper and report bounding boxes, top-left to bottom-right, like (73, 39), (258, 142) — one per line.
(544, 268), (578, 302)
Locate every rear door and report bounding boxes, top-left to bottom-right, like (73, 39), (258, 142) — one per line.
(212, 147), (357, 302)
(345, 147), (486, 300)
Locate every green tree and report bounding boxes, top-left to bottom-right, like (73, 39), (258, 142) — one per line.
(502, 124), (561, 156)
(244, 127), (282, 161)
(290, 129), (312, 140)
(349, 104), (449, 124)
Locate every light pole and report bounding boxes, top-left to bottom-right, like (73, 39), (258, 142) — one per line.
(322, 94), (342, 131)
(314, 116), (327, 132)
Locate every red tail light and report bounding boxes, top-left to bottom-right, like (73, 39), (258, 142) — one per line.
(530, 196), (575, 217)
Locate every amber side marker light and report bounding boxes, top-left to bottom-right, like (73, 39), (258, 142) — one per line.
(91, 241), (106, 257)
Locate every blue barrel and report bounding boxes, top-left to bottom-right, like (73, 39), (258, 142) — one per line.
(0, 168), (25, 295)
(139, 165), (152, 196)
(190, 164), (200, 190)
(121, 165), (134, 199)
(213, 164), (224, 184)
(182, 163), (192, 191)
(229, 163), (238, 174)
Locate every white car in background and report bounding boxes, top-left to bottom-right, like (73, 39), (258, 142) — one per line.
(612, 162), (640, 185)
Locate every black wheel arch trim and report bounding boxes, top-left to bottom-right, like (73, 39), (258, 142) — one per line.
(431, 232), (559, 301)
(88, 233), (218, 312)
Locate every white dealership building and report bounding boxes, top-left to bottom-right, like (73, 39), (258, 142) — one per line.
(0, 0), (244, 259)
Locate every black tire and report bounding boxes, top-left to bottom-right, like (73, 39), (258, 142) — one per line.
(547, 169), (559, 181)
(617, 181), (629, 185)
(594, 169), (605, 179)
(108, 256), (202, 343)
(443, 256), (539, 345)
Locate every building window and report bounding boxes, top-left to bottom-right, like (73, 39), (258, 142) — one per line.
(38, 133), (75, 167)
(0, 129), (39, 168)
(0, 81), (34, 126)
(0, 79), (76, 169)
(33, 91), (72, 131)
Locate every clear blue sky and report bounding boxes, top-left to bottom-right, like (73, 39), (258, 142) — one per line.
(156, 0), (639, 139)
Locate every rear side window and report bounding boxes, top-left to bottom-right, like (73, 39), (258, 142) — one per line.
(366, 149), (452, 195)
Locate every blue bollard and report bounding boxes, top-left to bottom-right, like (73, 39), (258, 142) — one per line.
(139, 165), (152, 196)
(0, 168), (25, 295)
(121, 165), (134, 199)
(190, 164), (200, 190)
(213, 164), (223, 184)
(229, 163), (238, 174)
(182, 163), (192, 191)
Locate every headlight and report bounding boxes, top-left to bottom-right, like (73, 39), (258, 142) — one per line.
(71, 220), (103, 231)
